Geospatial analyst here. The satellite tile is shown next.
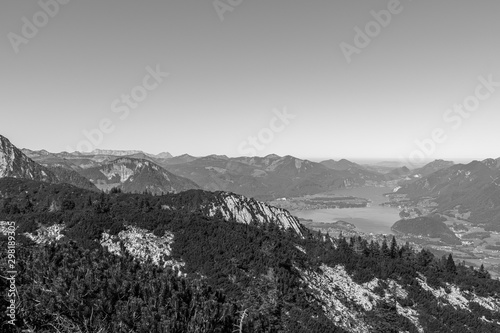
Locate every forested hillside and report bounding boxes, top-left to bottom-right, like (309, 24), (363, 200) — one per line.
(1, 178), (500, 332)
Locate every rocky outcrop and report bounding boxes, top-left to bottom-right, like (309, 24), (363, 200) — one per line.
(101, 225), (184, 271)
(0, 135), (57, 182)
(416, 273), (500, 314)
(1, 135), (98, 191)
(22, 223), (66, 244)
(205, 192), (306, 237)
(302, 264), (424, 333)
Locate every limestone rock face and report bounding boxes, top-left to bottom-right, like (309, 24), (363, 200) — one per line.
(205, 191), (305, 237)
(0, 135), (56, 182)
(1, 135), (98, 191)
(101, 225), (184, 270)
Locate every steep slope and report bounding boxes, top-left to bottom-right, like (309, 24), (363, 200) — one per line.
(2, 178), (500, 332)
(77, 157), (200, 194)
(1, 135), (57, 182)
(1, 135), (98, 191)
(165, 189), (306, 236)
(397, 160), (500, 229)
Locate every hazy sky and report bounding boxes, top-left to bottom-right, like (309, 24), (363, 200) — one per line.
(1, 0), (499, 163)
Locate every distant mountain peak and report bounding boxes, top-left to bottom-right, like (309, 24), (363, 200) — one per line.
(90, 149), (145, 156)
(154, 152), (173, 159)
(320, 158), (363, 171)
(21, 148), (51, 157)
(264, 153), (281, 159)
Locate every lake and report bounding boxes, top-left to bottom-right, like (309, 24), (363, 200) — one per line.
(291, 187), (401, 235)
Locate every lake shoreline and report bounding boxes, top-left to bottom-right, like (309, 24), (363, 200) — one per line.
(287, 186), (401, 235)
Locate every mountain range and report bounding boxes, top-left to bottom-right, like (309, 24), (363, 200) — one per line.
(396, 158), (500, 230)
(21, 145), (396, 200)
(1, 135), (97, 191)
(2, 133), (500, 332)
(5, 134), (500, 231)
(80, 149), (173, 159)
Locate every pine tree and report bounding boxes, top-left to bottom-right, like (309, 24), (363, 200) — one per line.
(381, 237), (390, 257)
(390, 236), (398, 258)
(446, 254), (456, 274)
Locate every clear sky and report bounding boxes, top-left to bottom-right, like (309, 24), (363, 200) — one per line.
(1, 0), (499, 163)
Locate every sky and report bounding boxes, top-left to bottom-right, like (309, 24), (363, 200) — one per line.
(1, 0), (499, 164)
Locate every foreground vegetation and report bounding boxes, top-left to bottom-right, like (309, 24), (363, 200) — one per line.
(1, 178), (499, 332)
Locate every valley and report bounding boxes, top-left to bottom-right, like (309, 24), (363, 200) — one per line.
(11, 133), (500, 279)
(273, 184), (500, 280)
(2, 132), (500, 332)
(270, 187), (400, 234)
(383, 192), (500, 279)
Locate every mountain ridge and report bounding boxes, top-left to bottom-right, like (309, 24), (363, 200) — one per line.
(77, 157), (200, 195)
(1, 135), (98, 191)
(1, 177), (500, 332)
(397, 159), (500, 230)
